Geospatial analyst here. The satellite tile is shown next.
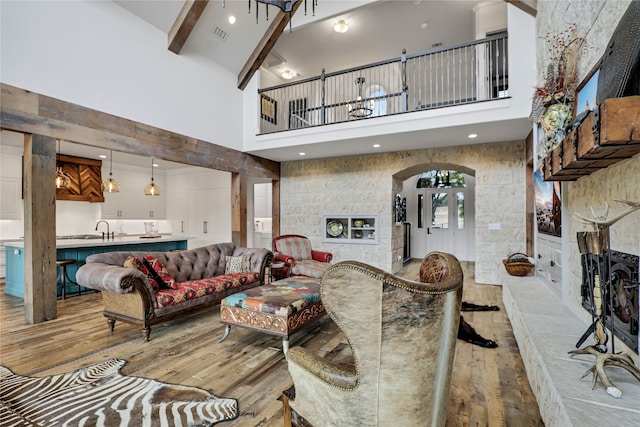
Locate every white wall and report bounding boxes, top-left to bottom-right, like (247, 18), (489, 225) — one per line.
(0, 0), (243, 151)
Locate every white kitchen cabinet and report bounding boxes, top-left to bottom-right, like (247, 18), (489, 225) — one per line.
(0, 178), (21, 220)
(100, 169), (165, 219)
(186, 188), (231, 248)
(164, 168), (231, 248)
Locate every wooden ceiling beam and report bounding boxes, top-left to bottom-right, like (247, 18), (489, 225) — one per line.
(0, 83), (280, 179)
(237, 0), (303, 90)
(504, 0), (537, 17)
(168, 0), (209, 54)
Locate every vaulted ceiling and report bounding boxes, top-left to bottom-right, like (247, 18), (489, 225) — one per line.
(115, 0), (535, 90)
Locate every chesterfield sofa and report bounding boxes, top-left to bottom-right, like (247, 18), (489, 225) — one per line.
(76, 243), (272, 341)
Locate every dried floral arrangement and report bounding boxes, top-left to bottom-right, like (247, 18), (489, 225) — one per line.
(531, 24), (587, 155)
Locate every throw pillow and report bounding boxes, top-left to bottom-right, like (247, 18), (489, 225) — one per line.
(143, 255), (178, 290)
(225, 255), (252, 274)
(123, 255), (161, 290)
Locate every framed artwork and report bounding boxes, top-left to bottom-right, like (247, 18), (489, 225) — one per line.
(574, 58), (602, 125)
(260, 94), (277, 124)
(534, 168), (561, 237)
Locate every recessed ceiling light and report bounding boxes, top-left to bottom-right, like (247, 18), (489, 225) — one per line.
(281, 69), (295, 79)
(420, 22), (428, 30)
(373, 144), (381, 148)
(299, 152), (306, 156)
(333, 20), (349, 33)
(468, 133), (478, 139)
(153, 163), (159, 167)
(228, 15), (236, 24)
(99, 154), (107, 159)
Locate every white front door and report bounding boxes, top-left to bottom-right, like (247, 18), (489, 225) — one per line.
(419, 188), (475, 261)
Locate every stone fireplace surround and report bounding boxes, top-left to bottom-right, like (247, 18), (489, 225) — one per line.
(502, 272), (640, 426)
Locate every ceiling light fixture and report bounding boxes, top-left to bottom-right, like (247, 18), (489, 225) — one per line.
(468, 133), (478, 139)
(144, 157), (160, 196)
(373, 144), (381, 148)
(54, 139), (71, 190)
(102, 150), (120, 193)
(228, 15), (236, 24)
(299, 152), (306, 156)
(347, 77), (374, 118)
(333, 19), (349, 33)
(281, 69), (295, 79)
(221, 0), (316, 31)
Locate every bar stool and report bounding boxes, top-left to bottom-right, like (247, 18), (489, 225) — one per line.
(56, 259), (76, 300)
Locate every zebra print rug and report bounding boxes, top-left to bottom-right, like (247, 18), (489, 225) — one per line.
(0, 359), (238, 426)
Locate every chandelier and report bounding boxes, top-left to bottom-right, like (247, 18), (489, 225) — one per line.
(347, 77), (375, 118)
(222, 0), (316, 28)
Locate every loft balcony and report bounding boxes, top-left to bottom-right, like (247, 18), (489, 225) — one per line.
(257, 34), (508, 134)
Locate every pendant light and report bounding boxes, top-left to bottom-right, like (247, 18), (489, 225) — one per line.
(102, 150), (120, 193)
(54, 139), (71, 189)
(144, 157), (160, 196)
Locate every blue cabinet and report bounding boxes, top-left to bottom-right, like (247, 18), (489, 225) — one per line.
(5, 245), (24, 298)
(4, 239), (187, 298)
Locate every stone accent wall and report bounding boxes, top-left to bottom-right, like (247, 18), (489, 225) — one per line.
(281, 140), (525, 284)
(537, 0), (639, 319)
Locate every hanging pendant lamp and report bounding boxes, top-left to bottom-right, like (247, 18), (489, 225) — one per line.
(54, 139), (71, 189)
(144, 157), (160, 196)
(102, 150), (120, 193)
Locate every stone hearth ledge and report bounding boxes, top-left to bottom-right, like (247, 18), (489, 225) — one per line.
(501, 272), (640, 427)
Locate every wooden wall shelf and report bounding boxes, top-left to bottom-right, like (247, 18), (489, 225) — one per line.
(543, 96), (640, 181)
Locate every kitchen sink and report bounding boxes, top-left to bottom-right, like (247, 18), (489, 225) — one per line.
(56, 234), (105, 240)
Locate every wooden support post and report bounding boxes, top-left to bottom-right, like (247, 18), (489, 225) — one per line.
(23, 134), (57, 323)
(231, 173), (247, 247)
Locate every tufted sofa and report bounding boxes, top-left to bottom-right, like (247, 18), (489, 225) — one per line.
(76, 243), (272, 341)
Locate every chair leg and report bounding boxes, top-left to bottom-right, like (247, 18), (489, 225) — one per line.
(107, 318), (116, 333)
(142, 327), (151, 342)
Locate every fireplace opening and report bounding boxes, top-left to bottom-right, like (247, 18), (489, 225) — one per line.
(581, 249), (639, 354)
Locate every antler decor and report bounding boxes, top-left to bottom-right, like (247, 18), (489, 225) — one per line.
(574, 200), (640, 228)
(568, 346), (640, 398)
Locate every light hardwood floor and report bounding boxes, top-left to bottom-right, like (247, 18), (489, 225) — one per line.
(0, 261), (543, 426)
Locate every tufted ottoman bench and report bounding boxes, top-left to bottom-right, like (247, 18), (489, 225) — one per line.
(218, 277), (325, 354)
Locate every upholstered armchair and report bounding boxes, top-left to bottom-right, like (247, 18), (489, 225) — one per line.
(272, 234), (332, 278)
(286, 252), (463, 426)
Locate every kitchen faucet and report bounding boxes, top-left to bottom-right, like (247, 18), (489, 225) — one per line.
(95, 220), (112, 239)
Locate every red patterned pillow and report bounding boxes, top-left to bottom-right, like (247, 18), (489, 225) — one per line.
(123, 255), (161, 290)
(143, 255), (177, 289)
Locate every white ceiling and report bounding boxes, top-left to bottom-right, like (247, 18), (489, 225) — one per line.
(114, 0), (479, 82)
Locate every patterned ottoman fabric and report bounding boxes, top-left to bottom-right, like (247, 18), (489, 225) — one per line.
(156, 272), (260, 309)
(221, 277), (320, 316)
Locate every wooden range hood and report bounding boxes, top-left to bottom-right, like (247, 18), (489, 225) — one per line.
(56, 154), (104, 202)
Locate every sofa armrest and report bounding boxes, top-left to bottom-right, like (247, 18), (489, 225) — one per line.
(76, 262), (156, 296)
(311, 250), (332, 263)
(275, 253), (295, 266)
(287, 347), (357, 389)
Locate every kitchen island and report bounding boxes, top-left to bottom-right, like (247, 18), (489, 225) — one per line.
(4, 235), (190, 298)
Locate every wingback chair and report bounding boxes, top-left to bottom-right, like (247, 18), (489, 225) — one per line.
(286, 252), (463, 427)
(272, 234), (332, 278)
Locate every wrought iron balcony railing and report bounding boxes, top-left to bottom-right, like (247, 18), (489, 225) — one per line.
(258, 34), (508, 134)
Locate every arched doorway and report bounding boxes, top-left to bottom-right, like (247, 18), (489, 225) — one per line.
(402, 168), (476, 262)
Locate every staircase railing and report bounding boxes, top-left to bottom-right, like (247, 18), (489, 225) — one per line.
(258, 34), (508, 134)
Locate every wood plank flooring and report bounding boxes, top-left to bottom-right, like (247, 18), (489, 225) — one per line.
(0, 261), (543, 426)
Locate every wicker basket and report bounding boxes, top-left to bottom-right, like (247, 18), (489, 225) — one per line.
(502, 252), (535, 277)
